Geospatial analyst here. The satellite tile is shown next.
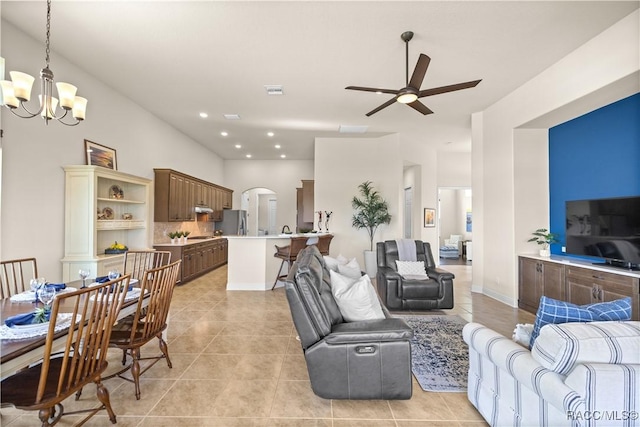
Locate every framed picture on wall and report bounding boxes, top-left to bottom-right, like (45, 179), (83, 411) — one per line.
(85, 139), (117, 170)
(423, 208), (435, 228)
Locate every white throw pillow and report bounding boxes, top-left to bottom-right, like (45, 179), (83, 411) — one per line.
(324, 254), (354, 272)
(338, 258), (362, 279)
(329, 270), (385, 322)
(396, 260), (426, 276)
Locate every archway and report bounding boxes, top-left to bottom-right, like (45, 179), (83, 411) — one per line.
(241, 187), (277, 236)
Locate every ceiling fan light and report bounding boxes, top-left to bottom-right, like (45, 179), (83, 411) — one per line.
(397, 93), (418, 104)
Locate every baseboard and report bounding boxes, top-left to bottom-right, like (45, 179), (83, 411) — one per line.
(482, 287), (517, 308)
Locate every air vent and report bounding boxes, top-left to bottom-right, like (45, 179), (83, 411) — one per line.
(339, 125), (368, 134)
(223, 114), (241, 120)
(264, 85), (284, 96)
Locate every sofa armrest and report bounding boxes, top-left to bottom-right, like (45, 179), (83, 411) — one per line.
(377, 266), (401, 279)
(463, 323), (579, 415)
(325, 318), (413, 344)
(427, 267), (454, 282)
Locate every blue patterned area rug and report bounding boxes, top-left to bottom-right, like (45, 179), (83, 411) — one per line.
(395, 314), (469, 392)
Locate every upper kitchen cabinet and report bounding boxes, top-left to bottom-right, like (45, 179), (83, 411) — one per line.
(154, 169), (233, 222)
(61, 166), (151, 280)
(301, 180), (314, 223)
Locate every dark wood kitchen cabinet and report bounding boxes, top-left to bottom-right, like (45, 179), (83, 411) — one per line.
(154, 169), (233, 222)
(154, 238), (227, 284)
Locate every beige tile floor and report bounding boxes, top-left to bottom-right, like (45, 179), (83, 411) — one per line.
(1, 263), (535, 426)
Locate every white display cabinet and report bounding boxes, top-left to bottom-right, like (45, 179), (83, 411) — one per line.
(61, 166), (152, 281)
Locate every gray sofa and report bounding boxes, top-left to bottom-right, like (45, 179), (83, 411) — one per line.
(376, 240), (455, 310)
(284, 245), (414, 400)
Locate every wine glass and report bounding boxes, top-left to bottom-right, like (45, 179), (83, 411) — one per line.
(38, 285), (56, 310)
(108, 269), (120, 281)
(79, 269), (90, 288)
(30, 278), (40, 303)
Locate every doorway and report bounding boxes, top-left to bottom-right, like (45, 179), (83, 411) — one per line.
(403, 187), (412, 239)
(438, 187), (472, 265)
(241, 187), (277, 236)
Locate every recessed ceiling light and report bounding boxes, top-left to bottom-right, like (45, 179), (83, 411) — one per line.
(199, 112), (208, 118)
(246, 154), (252, 158)
(267, 132), (274, 137)
(274, 144), (281, 149)
(235, 144), (242, 149)
(220, 131), (228, 137)
(224, 114), (241, 120)
(280, 154), (286, 159)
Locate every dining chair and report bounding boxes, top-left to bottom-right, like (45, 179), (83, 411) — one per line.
(123, 250), (172, 282)
(105, 259), (181, 400)
(0, 274), (131, 426)
(271, 236), (309, 290)
(0, 257), (38, 298)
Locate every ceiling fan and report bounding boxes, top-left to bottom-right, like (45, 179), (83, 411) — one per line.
(346, 31), (482, 116)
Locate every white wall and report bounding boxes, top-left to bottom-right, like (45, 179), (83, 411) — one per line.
(1, 21), (224, 278)
(223, 159), (314, 235)
(473, 10), (639, 305)
(314, 135), (402, 266)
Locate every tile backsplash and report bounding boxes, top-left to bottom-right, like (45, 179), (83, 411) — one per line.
(154, 221), (215, 243)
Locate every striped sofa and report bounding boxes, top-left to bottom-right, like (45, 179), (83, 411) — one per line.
(463, 321), (640, 427)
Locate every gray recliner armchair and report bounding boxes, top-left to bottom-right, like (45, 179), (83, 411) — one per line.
(284, 245), (413, 400)
(376, 240), (455, 310)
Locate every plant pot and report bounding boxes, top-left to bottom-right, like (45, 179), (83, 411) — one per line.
(363, 250), (377, 278)
(170, 238), (176, 245)
(539, 249), (550, 257)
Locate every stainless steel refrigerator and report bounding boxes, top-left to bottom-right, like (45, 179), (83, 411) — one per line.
(216, 209), (247, 235)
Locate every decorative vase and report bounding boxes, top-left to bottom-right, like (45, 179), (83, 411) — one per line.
(363, 250), (377, 278)
(182, 236), (188, 244)
(171, 238), (176, 245)
(539, 248), (550, 257)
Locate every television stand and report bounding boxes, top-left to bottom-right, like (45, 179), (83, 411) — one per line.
(592, 260), (640, 272)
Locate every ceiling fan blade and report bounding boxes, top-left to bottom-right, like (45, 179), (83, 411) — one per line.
(365, 98), (397, 116)
(408, 54), (431, 89)
(407, 100), (433, 115)
(345, 86), (399, 95)
(418, 79), (482, 98)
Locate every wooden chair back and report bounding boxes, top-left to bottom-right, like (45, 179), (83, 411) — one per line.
(316, 234), (334, 255)
(123, 250), (171, 282)
(0, 275), (130, 425)
(0, 257), (38, 298)
(123, 260), (181, 345)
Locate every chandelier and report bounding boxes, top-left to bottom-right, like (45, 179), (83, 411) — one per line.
(0, 0), (87, 126)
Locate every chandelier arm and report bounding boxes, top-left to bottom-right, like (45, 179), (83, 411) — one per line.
(9, 106), (40, 119)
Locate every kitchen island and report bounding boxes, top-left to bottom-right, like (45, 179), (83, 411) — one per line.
(226, 234), (330, 291)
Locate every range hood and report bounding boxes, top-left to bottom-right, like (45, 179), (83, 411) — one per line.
(194, 205), (214, 214)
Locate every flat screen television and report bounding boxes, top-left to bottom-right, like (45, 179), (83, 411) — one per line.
(565, 196), (640, 270)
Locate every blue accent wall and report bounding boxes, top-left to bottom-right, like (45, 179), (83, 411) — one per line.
(549, 93), (640, 256)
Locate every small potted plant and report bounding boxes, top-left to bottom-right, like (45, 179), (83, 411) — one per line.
(183, 230), (190, 243)
(168, 231), (178, 245)
(528, 228), (559, 257)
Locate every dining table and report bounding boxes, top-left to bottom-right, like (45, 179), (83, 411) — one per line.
(0, 278), (149, 380)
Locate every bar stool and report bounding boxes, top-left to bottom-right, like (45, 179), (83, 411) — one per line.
(316, 234), (334, 255)
(272, 236), (309, 290)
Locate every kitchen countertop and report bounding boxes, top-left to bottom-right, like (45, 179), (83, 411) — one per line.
(225, 233), (333, 239)
(153, 236), (226, 247)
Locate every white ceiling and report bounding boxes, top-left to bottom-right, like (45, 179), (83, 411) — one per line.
(2, 1), (638, 160)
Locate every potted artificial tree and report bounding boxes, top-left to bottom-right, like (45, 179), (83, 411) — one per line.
(351, 181), (392, 277)
(528, 228), (559, 257)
